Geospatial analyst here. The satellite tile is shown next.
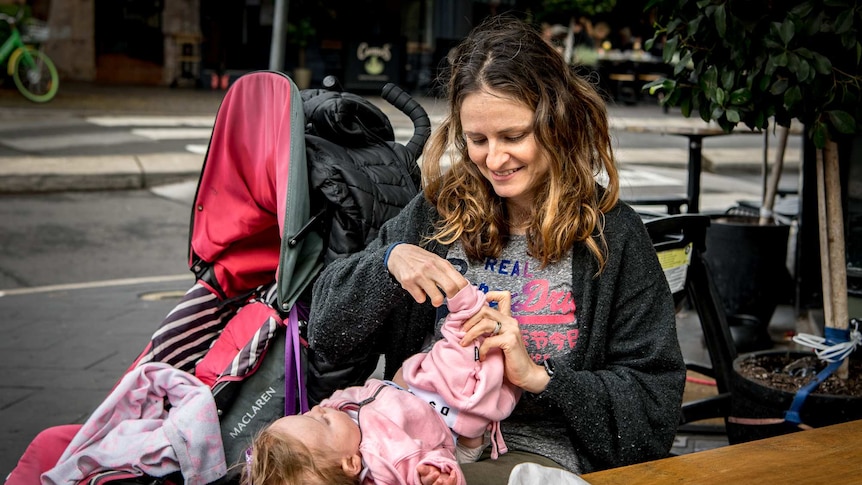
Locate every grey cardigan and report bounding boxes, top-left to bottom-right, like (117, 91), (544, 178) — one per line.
(309, 192), (686, 473)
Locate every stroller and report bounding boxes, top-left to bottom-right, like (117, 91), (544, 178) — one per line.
(8, 71), (431, 485)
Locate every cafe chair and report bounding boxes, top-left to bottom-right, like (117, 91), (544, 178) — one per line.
(626, 195), (689, 215)
(607, 67), (639, 105)
(643, 214), (737, 430)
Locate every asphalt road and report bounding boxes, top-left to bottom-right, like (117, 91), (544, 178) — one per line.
(0, 187), (198, 477)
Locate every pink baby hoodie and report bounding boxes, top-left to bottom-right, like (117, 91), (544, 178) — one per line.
(400, 284), (521, 459)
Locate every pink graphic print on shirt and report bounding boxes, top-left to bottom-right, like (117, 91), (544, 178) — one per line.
(471, 256), (577, 364)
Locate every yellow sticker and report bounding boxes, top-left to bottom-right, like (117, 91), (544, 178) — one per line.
(657, 244), (693, 271)
(657, 244), (693, 294)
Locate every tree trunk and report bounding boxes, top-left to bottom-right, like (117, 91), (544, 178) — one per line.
(760, 125), (789, 225)
(817, 138), (849, 379)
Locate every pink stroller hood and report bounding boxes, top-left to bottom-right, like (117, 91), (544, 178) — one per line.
(189, 71), (321, 308)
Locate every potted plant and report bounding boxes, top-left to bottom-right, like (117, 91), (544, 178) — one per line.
(287, 16), (315, 89)
(645, 0), (862, 442)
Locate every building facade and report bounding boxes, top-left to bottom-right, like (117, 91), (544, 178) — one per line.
(36, 0), (522, 93)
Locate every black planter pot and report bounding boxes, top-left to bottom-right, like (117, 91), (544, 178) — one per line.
(727, 350), (862, 444)
(703, 215), (792, 348)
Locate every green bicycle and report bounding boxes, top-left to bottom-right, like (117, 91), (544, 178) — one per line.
(0, 11), (58, 103)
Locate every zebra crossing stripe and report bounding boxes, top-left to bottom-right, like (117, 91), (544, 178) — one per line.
(132, 128), (213, 140)
(85, 116), (214, 127)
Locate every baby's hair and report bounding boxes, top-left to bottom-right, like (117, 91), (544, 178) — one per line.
(241, 425), (359, 485)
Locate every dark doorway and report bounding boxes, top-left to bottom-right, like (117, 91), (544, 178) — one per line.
(95, 0), (165, 84)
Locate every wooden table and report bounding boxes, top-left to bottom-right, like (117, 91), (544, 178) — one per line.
(581, 419), (862, 484)
(613, 118), (804, 213)
(613, 118), (750, 213)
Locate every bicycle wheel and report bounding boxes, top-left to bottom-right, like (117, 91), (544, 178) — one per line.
(12, 46), (59, 103)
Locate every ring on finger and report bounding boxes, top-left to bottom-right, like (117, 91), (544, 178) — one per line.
(492, 321), (502, 336)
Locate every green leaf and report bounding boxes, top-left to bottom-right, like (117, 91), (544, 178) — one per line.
(642, 78), (662, 91)
(701, 65), (718, 93)
(645, 38), (655, 51)
(715, 87), (727, 106)
(842, 32), (856, 51)
(698, 99), (712, 121)
(790, 1), (814, 18)
(674, 52), (692, 75)
(796, 60), (811, 83)
(784, 85), (802, 109)
(774, 52), (789, 67)
(778, 19), (795, 45)
(720, 69), (735, 90)
(687, 17), (702, 37)
(704, 5), (716, 20)
(765, 56), (777, 75)
(827, 110), (856, 134)
(663, 36), (679, 64)
(812, 120), (828, 149)
(795, 47), (813, 59)
(764, 38), (783, 50)
(696, 0), (712, 8)
(770, 78), (788, 95)
(754, 111), (765, 129)
(834, 9), (853, 34)
(811, 52), (832, 74)
(730, 88), (752, 105)
(681, 95), (692, 118)
(714, 4), (727, 37)
(806, 12), (825, 36)
(758, 74), (772, 91)
(787, 52), (800, 73)
(726, 109), (741, 123)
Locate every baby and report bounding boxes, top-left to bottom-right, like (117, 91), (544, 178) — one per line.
(242, 284), (521, 485)
(244, 379), (463, 485)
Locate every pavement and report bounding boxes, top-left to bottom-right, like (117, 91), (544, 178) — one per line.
(0, 79), (806, 477)
(0, 80), (803, 195)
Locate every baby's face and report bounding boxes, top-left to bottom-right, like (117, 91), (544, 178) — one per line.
(270, 405), (361, 459)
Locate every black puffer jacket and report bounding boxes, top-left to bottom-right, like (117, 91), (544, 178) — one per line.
(301, 89), (420, 264)
(300, 88), (422, 405)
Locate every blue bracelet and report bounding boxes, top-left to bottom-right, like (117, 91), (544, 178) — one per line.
(383, 241), (405, 269)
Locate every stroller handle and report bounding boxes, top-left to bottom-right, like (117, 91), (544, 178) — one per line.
(381, 83), (432, 165)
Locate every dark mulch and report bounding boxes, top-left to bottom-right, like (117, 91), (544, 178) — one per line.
(736, 353), (862, 397)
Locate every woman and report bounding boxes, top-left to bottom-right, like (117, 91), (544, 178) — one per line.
(308, 14), (685, 482)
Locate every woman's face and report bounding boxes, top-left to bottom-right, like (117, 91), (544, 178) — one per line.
(461, 89), (551, 211)
(271, 405), (361, 461)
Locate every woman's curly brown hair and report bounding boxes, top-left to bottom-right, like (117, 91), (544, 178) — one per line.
(422, 15), (620, 273)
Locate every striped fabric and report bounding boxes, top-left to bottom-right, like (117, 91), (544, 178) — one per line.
(138, 282), (284, 384)
(214, 312), (280, 385)
(137, 283), (237, 374)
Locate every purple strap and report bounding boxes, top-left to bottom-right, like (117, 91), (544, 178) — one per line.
(284, 304), (309, 415)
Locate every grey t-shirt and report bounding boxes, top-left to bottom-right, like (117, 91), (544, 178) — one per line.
(445, 235), (582, 472)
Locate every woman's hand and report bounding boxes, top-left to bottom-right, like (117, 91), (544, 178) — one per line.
(460, 291), (550, 394)
(417, 464), (458, 485)
(386, 243), (468, 307)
